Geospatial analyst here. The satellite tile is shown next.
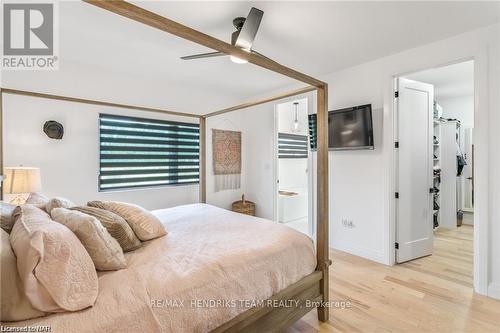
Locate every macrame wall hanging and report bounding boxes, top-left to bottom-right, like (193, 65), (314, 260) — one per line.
(212, 129), (241, 192)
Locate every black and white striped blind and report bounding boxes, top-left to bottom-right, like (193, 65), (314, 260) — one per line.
(278, 133), (308, 159)
(308, 114), (317, 150)
(99, 114), (200, 191)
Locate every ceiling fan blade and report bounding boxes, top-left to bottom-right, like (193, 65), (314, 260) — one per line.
(235, 7), (263, 51)
(251, 49), (272, 61)
(180, 51), (225, 60)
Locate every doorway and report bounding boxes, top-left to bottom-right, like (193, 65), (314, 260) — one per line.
(394, 60), (475, 287)
(274, 98), (311, 235)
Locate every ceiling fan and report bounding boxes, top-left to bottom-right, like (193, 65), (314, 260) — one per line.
(180, 7), (264, 64)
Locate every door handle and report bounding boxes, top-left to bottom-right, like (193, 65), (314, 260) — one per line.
(466, 177), (473, 180)
(429, 187), (439, 194)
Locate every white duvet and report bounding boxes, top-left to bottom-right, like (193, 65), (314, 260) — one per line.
(2, 204), (316, 333)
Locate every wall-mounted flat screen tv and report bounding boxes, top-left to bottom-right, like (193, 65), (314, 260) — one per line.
(309, 104), (374, 150)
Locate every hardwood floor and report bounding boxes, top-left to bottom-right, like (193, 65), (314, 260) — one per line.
(286, 225), (500, 333)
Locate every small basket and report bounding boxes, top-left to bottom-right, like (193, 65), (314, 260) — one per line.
(232, 194), (255, 216)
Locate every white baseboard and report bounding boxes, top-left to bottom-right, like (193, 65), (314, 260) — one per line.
(331, 239), (386, 265)
(488, 282), (500, 300)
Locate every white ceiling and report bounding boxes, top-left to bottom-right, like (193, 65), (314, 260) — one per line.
(135, 1), (500, 75)
(406, 60), (474, 100)
(1, 1), (499, 113)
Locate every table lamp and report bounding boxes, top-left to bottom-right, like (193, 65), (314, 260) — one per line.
(3, 167), (42, 205)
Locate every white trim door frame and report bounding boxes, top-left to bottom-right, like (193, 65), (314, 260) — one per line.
(272, 92), (315, 238)
(387, 54), (490, 296)
(272, 103), (280, 223)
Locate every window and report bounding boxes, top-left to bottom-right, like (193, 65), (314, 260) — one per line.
(278, 133), (308, 159)
(99, 114), (200, 191)
(308, 114), (317, 150)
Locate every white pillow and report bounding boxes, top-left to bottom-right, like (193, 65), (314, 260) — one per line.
(51, 208), (126, 271)
(46, 197), (75, 213)
(9, 205), (98, 312)
(25, 192), (49, 212)
(88, 201), (166, 241)
(1, 229), (46, 321)
(1, 202), (16, 234)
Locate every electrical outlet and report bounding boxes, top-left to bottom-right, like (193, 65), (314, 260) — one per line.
(342, 219), (355, 228)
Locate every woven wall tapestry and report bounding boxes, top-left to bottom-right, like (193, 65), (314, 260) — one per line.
(212, 129), (241, 192)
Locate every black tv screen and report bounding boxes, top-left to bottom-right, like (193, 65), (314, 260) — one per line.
(308, 104), (374, 150)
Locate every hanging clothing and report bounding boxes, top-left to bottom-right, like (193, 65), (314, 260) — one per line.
(456, 141), (466, 176)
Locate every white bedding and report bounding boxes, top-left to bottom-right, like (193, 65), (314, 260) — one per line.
(2, 204), (316, 333)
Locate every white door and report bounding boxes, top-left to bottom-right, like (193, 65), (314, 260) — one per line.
(396, 78), (434, 263)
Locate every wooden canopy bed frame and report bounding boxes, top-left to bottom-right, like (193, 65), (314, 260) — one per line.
(0, 1), (330, 331)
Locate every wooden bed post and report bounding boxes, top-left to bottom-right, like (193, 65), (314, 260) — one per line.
(199, 116), (207, 203)
(65, 2), (333, 330)
(0, 89), (3, 201)
(316, 84), (330, 322)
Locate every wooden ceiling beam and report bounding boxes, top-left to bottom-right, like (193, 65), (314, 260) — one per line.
(0, 88), (201, 119)
(83, 0), (326, 88)
(204, 86), (316, 118)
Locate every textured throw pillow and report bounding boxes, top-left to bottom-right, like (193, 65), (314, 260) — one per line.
(88, 201), (166, 241)
(51, 208), (126, 271)
(45, 197), (75, 213)
(25, 192), (49, 212)
(71, 206), (141, 252)
(9, 205), (98, 312)
(1, 202), (16, 233)
(1, 229), (46, 321)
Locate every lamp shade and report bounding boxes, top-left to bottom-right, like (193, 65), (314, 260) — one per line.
(3, 167), (42, 194)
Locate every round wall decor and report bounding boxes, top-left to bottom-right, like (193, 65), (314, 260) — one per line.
(43, 120), (64, 139)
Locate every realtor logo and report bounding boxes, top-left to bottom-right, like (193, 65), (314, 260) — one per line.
(2, 2), (58, 70)
(4, 3), (53, 55)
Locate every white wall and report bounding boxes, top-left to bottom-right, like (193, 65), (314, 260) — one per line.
(277, 99), (309, 192)
(327, 108), (385, 261)
(278, 159), (308, 192)
(206, 104), (275, 220)
(439, 95), (474, 156)
(313, 23), (499, 298)
(487, 22), (500, 299)
(277, 99), (308, 135)
(2, 94), (199, 210)
(2, 93), (278, 220)
(2, 19), (499, 299)
(439, 95), (474, 127)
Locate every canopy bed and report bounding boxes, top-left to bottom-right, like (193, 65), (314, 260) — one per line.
(0, 1), (330, 331)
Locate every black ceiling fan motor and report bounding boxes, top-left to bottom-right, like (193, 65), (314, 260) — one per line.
(233, 17), (246, 30)
(181, 8), (263, 60)
(231, 17), (246, 45)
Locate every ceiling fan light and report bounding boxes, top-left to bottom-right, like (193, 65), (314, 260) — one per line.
(230, 55), (248, 64)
